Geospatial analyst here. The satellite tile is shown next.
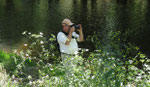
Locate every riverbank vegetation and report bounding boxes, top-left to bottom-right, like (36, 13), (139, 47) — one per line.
(0, 31), (150, 87)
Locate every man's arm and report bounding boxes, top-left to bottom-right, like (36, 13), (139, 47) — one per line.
(65, 27), (75, 45)
(78, 24), (84, 42)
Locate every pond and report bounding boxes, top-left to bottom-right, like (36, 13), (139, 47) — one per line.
(0, 0), (150, 57)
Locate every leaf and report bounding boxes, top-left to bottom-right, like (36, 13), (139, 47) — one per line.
(29, 59), (31, 62)
(140, 54), (146, 58)
(146, 59), (150, 62)
(103, 69), (114, 80)
(140, 59), (145, 63)
(115, 80), (121, 87)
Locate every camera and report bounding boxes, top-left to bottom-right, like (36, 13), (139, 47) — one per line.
(71, 24), (80, 29)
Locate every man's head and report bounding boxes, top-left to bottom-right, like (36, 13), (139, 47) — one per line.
(62, 18), (73, 33)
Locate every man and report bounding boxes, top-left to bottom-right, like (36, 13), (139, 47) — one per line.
(57, 18), (84, 81)
(57, 18), (84, 55)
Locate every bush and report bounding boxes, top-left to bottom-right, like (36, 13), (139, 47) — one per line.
(0, 31), (149, 87)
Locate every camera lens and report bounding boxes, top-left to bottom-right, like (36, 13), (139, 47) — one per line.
(71, 24), (80, 29)
(74, 25), (80, 29)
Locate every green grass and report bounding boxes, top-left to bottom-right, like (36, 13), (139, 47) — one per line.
(0, 50), (10, 62)
(0, 50), (22, 76)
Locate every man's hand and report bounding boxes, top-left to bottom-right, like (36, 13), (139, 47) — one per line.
(65, 26), (75, 45)
(69, 26), (75, 33)
(77, 24), (82, 33)
(77, 24), (84, 42)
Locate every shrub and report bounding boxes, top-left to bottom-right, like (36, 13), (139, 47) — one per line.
(0, 31), (149, 87)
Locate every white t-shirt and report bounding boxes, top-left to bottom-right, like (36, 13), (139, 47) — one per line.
(57, 32), (80, 54)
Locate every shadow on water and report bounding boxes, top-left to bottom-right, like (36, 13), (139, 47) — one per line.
(0, 0), (150, 57)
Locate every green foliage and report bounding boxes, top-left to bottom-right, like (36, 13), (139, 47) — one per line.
(0, 31), (149, 87)
(0, 50), (10, 62)
(22, 31), (61, 63)
(0, 50), (22, 76)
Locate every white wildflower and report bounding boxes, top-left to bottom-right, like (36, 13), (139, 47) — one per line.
(13, 49), (17, 53)
(25, 54), (29, 57)
(39, 32), (43, 35)
(99, 59), (102, 62)
(96, 53), (100, 56)
(38, 80), (43, 84)
(146, 66), (150, 70)
(144, 64), (149, 68)
(13, 80), (17, 84)
(47, 63), (52, 66)
(108, 57), (111, 59)
(24, 44), (28, 46)
(40, 41), (44, 44)
(129, 60), (133, 64)
(29, 81), (32, 85)
(91, 76), (95, 79)
(41, 45), (44, 48)
(106, 52), (109, 55)
(146, 79), (150, 83)
(46, 75), (49, 78)
(122, 67), (125, 69)
(112, 57), (115, 60)
(130, 66), (138, 70)
(78, 48), (81, 50)
(22, 31), (27, 35)
(95, 50), (99, 52)
(28, 32), (31, 35)
(28, 75), (32, 79)
(85, 49), (89, 52)
(71, 57), (74, 60)
(113, 64), (116, 67)
(17, 64), (21, 69)
(50, 68), (54, 70)
(12, 75), (15, 79)
(136, 75), (142, 79)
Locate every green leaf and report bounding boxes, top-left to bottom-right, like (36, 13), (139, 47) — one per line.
(140, 54), (146, 58)
(140, 59), (145, 63)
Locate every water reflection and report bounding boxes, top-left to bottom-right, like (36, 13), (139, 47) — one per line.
(125, 0), (148, 54)
(33, 0), (49, 32)
(104, 0), (118, 42)
(0, 0), (150, 56)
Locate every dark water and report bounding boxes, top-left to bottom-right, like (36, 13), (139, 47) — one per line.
(0, 0), (150, 56)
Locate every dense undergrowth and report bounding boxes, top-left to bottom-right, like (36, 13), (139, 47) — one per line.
(0, 31), (150, 87)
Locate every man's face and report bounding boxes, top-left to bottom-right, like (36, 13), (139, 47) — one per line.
(63, 25), (70, 33)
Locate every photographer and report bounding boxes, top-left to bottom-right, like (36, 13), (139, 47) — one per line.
(57, 18), (84, 80)
(57, 18), (84, 55)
